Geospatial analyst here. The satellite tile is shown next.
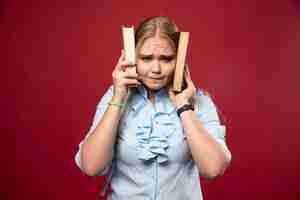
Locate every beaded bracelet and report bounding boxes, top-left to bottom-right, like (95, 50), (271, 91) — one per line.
(108, 101), (126, 109)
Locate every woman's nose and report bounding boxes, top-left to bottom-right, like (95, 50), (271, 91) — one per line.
(151, 60), (161, 73)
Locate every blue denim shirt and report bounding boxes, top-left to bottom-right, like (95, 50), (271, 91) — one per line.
(75, 85), (230, 200)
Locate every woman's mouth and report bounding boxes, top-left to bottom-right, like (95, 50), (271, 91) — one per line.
(150, 76), (164, 80)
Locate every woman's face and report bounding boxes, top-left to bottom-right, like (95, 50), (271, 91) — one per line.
(136, 36), (176, 92)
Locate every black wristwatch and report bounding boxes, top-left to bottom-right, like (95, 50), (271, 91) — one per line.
(177, 104), (194, 117)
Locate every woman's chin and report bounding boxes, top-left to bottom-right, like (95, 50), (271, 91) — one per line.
(141, 78), (171, 91)
(144, 83), (165, 91)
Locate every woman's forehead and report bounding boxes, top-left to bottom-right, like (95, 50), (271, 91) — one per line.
(138, 36), (175, 55)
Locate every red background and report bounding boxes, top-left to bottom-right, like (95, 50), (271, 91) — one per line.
(4, 0), (300, 199)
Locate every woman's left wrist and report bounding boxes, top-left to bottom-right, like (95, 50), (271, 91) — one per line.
(176, 103), (194, 117)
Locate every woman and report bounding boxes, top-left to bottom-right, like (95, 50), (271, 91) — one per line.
(75, 16), (231, 200)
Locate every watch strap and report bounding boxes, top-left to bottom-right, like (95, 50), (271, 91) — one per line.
(177, 104), (194, 117)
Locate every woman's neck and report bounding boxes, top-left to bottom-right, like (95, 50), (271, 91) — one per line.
(148, 90), (156, 104)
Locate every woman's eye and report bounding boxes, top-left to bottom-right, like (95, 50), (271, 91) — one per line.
(141, 57), (152, 62)
(161, 57), (174, 63)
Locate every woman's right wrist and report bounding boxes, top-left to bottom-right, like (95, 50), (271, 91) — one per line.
(108, 95), (127, 111)
(111, 94), (126, 104)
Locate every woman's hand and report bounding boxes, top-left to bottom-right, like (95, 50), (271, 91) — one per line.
(168, 65), (197, 109)
(112, 50), (141, 102)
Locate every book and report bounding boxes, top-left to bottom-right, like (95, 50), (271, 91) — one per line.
(122, 26), (136, 64)
(173, 32), (189, 92)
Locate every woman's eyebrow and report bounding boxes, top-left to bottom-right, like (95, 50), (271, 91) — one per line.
(139, 53), (175, 57)
(159, 54), (176, 59)
(139, 54), (153, 57)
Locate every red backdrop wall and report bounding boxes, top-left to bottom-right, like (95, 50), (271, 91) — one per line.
(4, 0), (300, 199)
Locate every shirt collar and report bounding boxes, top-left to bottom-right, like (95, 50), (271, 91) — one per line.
(136, 84), (169, 99)
(130, 85), (175, 114)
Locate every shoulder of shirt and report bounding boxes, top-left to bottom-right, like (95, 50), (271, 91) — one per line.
(195, 87), (211, 100)
(104, 85), (114, 95)
(194, 87), (216, 111)
(94, 85), (114, 108)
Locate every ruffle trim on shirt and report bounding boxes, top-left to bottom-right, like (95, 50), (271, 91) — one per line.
(130, 85), (177, 163)
(136, 119), (174, 163)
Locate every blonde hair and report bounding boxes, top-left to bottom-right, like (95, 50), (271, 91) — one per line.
(135, 16), (179, 52)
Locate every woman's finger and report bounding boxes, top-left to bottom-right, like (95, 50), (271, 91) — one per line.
(115, 50), (126, 71)
(127, 83), (141, 88)
(184, 69), (192, 87)
(185, 64), (192, 83)
(183, 65), (196, 96)
(123, 67), (138, 78)
(185, 65), (196, 90)
(119, 60), (136, 71)
(121, 78), (141, 86)
(120, 49), (125, 60)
